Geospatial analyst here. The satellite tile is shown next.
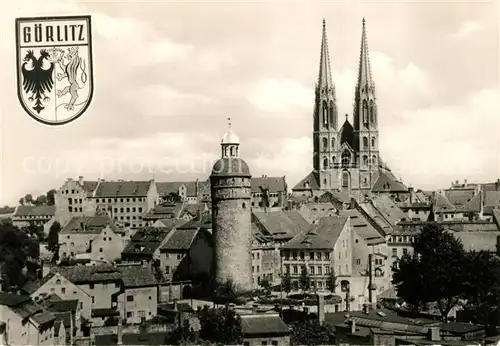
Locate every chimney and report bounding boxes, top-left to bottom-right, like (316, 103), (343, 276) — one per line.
(350, 197), (357, 209)
(350, 318), (356, 334)
(428, 326), (440, 341)
(252, 303), (258, 314)
(116, 318), (123, 345)
(317, 295), (325, 326)
(78, 176), (84, 186)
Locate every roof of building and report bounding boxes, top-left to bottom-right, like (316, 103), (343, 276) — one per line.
(6, 295), (56, 327)
(39, 294), (79, 314)
(371, 195), (408, 225)
(253, 210), (310, 241)
(119, 265), (157, 288)
(339, 209), (384, 244)
(14, 205), (55, 217)
(211, 157), (251, 177)
(292, 171), (320, 191)
(221, 129), (240, 144)
(340, 119), (356, 149)
(143, 203), (185, 220)
(93, 180), (152, 198)
(95, 332), (170, 345)
(281, 216), (348, 250)
(0, 292), (32, 307)
(155, 180), (210, 197)
(82, 181), (99, 194)
(251, 176), (287, 193)
(453, 231), (500, 252)
(371, 172), (408, 193)
(121, 227), (173, 256)
(51, 264), (122, 284)
(153, 218), (188, 229)
(23, 272), (57, 294)
(0, 206), (15, 215)
(177, 213), (211, 230)
(60, 215), (120, 234)
(160, 229), (199, 251)
(484, 190), (500, 208)
(240, 314), (290, 336)
(355, 200), (394, 236)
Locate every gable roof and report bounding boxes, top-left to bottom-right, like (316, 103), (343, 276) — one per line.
(93, 180), (152, 198)
(281, 216), (348, 250)
(240, 314), (289, 336)
(371, 172), (408, 193)
(14, 205), (55, 217)
(51, 264), (122, 284)
(177, 213), (212, 230)
(61, 215), (121, 234)
(121, 227), (173, 256)
(160, 229), (199, 252)
(22, 272), (57, 294)
(371, 195), (407, 225)
(355, 200), (395, 236)
(292, 171), (320, 191)
(82, 181), (99, 194)
(339, 119), (356, 149)
(251, 176), (287, 193)
(118, 265), (157, 288)
(253, 210), (310, 241)
(339, 209), (384, 245)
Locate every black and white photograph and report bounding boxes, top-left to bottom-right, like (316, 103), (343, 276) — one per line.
(0, 1), (499, 345)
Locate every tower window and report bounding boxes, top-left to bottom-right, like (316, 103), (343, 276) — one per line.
(242, 203), (246, 209)
(363, 155), (368, 166)
(323, 179), (327, 185)
(323, 158), (328, 169)
(370, 101), (375, 123)
(341, 150), (351, 166)
(230, 146), (235, 156)
(363, 137), (368, 149)
(332, 156), (336, 165)
(363, 100), (368, 124)
(322, 101), (328, 126)
(322, 138), (328, 150)
(331, 138), (335, 149)
(372, 155), (377, 166)
(371, 137), (376, 148)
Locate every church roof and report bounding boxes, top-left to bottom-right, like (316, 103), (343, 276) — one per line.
(339, 118), (356, 150)
(371, 171), (408, 193)
(292, 171), (320, 191)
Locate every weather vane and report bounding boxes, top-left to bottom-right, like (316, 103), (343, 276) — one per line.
(227, 117), (231, 130)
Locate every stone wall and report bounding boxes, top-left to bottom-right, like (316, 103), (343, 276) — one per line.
(211, 176), (252, 292)
(92, 323), (175, 336)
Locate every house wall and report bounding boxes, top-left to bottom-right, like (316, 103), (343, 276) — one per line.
(117, 286), (158, 324)
(89, 228), (125, 262)
(243, 335), (290, 346)
(94, 197), (148, 229)
(59, 232), (100, 258)
(12, 215), (53, 228)
(332, 220), (353, 277)
(404, 208), (430, 221)
(31, 273), (92, 322)
(79, 281), (121, 310)
(55, 179), (95, 226)
(251, 247), (263, 288)
(160, 251), (185, 280)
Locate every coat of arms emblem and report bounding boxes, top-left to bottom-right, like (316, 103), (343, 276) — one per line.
(15, 16), (93, 125)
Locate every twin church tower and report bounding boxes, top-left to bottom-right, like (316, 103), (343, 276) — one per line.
(294, 18), (385, 195)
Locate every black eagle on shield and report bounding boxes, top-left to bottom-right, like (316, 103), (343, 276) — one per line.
(21, 49), (55, 114)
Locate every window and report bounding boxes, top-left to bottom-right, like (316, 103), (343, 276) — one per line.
(61, 287), (66, 294)
(356, 259), (361, 265)
(127, 295), (134, 302)
(392, 248), (397, 257)
(89, 283), (94, 289)
(92, 296), (95, 304)
(324, 252), (329, 260)
(322, 137), (328, 150)
(371, 137), (376, 147)
(317, 266), (322, 275)
(309, 252), (314, 260)
(309, 266), (315, 275)
(300, 252), (305, 260)
(261, 341), (267, 345)
(293, 266), (298, 274)
(56, 279), (61, 284)
(342, 171), (350, 189)
(331, 138), (335, 149)
(363, 137), (368, 149)
(341, 150), (350, 166)
(127, 312), (133, 318)
(323, 158), (328, 169)
(272, 342), (279, 346)
(244, 342), (250, 346)
(99, 248), (103, 252)
(403, 248), (408, 255)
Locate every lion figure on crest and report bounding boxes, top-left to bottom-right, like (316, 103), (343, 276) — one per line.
(56, 46), (88, 111)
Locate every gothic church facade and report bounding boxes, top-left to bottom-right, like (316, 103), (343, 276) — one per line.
(293, 19), (407, 198)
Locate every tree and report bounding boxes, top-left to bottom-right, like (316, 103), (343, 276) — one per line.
(198, 306), (243, 345)
(260, 277), (272, 295)
(282, 272), (292, 296)
(326, 271), (338, 294)
(47, 221), (61, 263)
(46, 189), (56, 206)
(165, 319), (197, 345)
(165, 192), (182, 204)
(290, 319), (336, 345)
(24, 194), (33, 205)
(392, 224), (467, 321)
(299, 266), (311, 294)
(18, 197), (24, 206)
(34, 195), (47, 206)
(0, 219), (39, 291)
(460, 250), (500, 335)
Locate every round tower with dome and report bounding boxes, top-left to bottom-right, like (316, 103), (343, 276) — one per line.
(210, 118), (252, 293)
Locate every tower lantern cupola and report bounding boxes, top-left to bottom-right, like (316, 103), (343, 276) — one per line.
(221, 117), (240, 158)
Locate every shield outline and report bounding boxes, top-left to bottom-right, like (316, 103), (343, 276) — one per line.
(15, 15), (94, 126)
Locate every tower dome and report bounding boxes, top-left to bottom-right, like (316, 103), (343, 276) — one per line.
(221, 129), (240, 145)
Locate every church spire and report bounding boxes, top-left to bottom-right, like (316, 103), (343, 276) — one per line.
(318, 18), (333, 88)
(356, 18), (375, 96)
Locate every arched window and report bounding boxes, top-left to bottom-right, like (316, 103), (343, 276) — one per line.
(331, 138), (335, 149)
(332, 156), (336, 165)
(362, 100), (368, 124)
(363, 155), (368, 166)
(322, 138), (328, 150)
(341, 150), (351, 166)
(342, 172), (350, 189)
(230, 146), (235, 156)
(363, 137), (368, 149)
(329, 101), (335, 126)
(323, 158), (328, 169)
(372, 155), (377, 166)
(371, 137), (376, 148)
(323, 178), (327, 185)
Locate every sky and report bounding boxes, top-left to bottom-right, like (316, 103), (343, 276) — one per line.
(0, 0), (499, 205)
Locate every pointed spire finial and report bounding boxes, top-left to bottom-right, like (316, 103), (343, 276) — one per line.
(227, 117), (231, 130)
(356, 17), (375, 93)
(317, 19), (333, 89)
